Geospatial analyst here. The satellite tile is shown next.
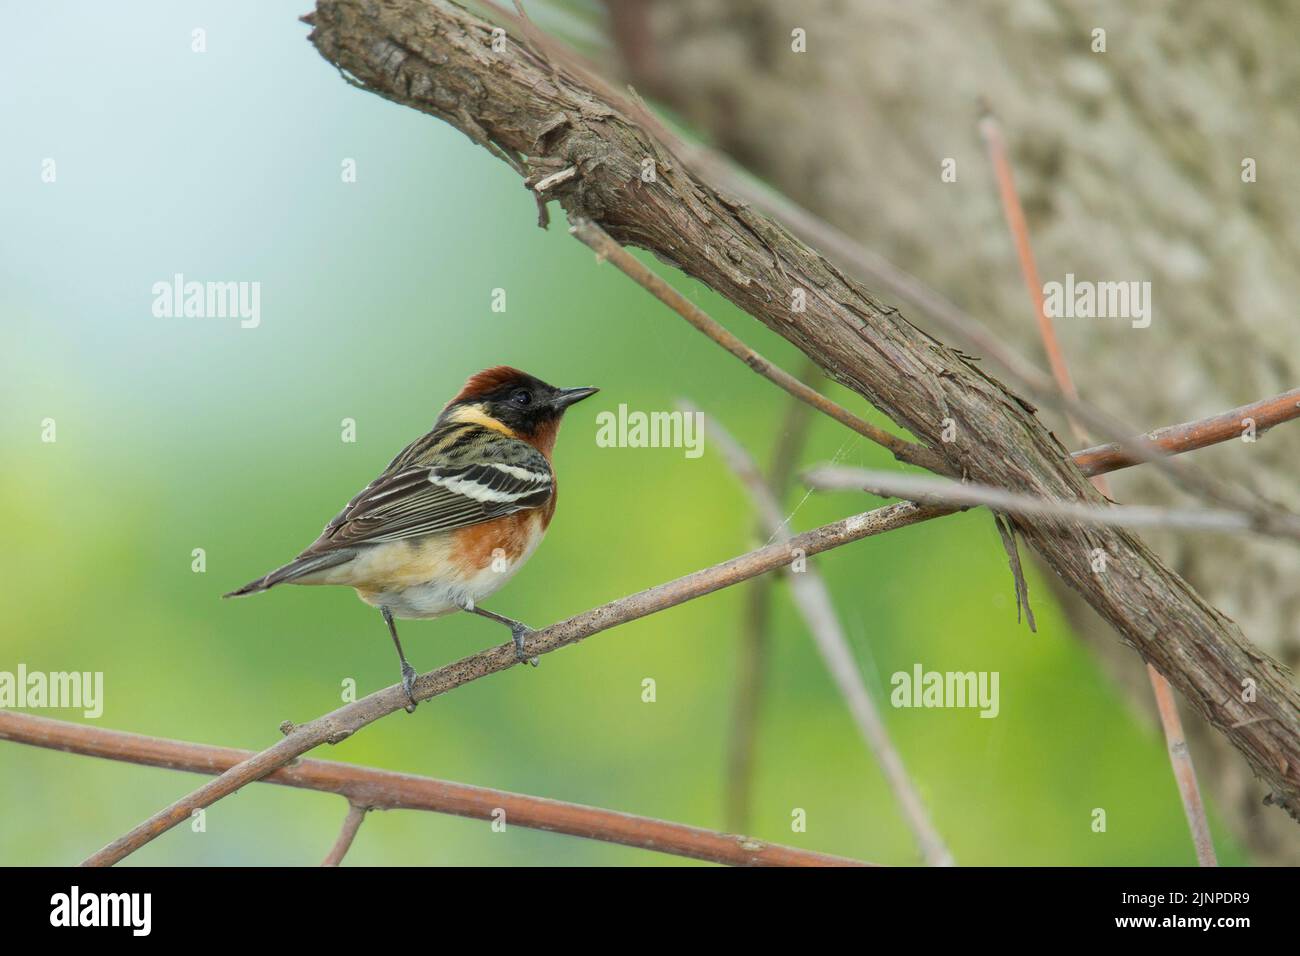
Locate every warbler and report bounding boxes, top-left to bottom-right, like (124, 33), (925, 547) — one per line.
(224, 366), (598, 709)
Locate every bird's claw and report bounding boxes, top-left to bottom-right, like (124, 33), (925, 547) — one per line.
(511, 624), (539, 667)
(401, 661), (418, 713)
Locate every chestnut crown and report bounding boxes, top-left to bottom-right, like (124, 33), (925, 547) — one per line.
(445, 366), (598, 436)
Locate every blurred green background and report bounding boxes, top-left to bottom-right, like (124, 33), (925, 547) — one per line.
(0, 1), (1245, 865)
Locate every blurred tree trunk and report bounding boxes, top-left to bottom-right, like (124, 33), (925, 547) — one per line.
(604, 0), (1300, 863)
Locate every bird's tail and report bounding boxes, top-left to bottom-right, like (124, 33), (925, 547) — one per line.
(223, 551), (354, 598)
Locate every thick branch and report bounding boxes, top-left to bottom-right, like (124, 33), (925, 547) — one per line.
(302, 0), (1300, 818)
(0, 712), (866, 867)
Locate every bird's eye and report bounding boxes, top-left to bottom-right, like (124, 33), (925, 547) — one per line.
(511, 389), (533, 406)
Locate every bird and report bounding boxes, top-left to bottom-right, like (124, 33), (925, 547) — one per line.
(224, 366), (598, 710)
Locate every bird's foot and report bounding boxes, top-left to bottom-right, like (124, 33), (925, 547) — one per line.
(511, 623), (539, 667)
(400, 661), (418, 712)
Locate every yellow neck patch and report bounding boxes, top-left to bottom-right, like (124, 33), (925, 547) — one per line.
(445, 403), (519, 438)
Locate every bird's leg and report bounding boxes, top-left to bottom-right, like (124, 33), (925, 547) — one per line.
(381, 606), (419, 712)
(459, 601), (539, 666)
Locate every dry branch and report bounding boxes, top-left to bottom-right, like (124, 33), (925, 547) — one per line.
(322, 803), (367, 866)
(0, 711), (866, 867)
(804, 468), (1270, 535)
(1146, 670), (1217, 866)
(1073, 389), (1300, 478)
(298, 0), (1300, 818)
(79, 501), (946, 865)
(978, 112), (1086, 434)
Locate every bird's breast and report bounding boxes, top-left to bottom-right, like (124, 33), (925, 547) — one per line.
(349, 507), (551, 618)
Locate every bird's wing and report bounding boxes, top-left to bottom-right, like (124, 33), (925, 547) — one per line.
(302, 430), (553, 553)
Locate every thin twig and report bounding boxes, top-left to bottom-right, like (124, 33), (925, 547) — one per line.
(322, 803), (366, 866)
(570, 217), (948, 474)
(694, 403), (954, 866)
(1073, 388), (1300, 477)
(78, 500), (948, 867)
(0, 711), (868, 867)
(1146, 664), (1218, 865)
(981, 110), (1218, 866)
(979, 113), (1089, 443)
(806, 466), (1265, 535)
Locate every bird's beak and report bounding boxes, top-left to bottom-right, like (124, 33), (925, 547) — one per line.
(553, 386), (599, 410)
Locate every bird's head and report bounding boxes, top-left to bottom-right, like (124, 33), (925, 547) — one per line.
(443, 366), (599, 451)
